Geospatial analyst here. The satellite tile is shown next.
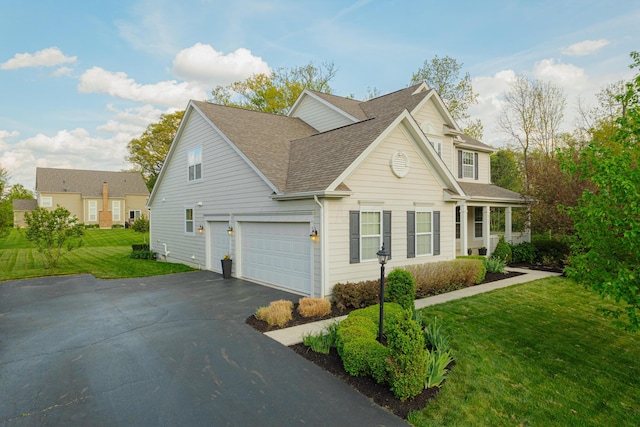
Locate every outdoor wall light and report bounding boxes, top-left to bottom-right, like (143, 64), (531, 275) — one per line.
(198, 225), (204, 233)
(310, 227), (319, 241)
(227, 226), (234, 235)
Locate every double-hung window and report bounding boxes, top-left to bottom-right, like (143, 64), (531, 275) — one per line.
(185, 208), (194, 234)
(462, 151), (475, 179)
(188, 146), (202, 181)
(112, 201), (121, 222)
(41, 196), (52, 207)
(88, 200), (97, 222)
(431, 139), (443, 158)
(349, 210), (391, 263)
(416, 211), (433, 256)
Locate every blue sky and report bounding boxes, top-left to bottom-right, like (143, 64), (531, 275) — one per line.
(1, 0), (639, 190)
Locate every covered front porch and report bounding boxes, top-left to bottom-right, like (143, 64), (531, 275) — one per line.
(455, 182), (529, 257)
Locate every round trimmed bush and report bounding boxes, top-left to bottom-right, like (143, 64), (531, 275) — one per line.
(492, 236), (512, 263)
(385, 268), (416, 311)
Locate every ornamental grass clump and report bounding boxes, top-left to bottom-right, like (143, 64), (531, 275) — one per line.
(297, 297), (332, 318)
(255, 299), (293, 327)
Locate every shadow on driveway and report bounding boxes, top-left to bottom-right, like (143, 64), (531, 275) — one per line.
(0, 271), (407, 426)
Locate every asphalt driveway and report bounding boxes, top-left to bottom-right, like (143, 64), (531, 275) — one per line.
(0, 271), (407, 426)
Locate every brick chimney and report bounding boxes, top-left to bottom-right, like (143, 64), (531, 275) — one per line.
(99, 182), (112, 229)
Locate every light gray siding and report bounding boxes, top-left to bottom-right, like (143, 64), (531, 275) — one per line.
(290, 96), (354, 132)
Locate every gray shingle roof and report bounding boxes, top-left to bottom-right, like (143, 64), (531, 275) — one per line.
(192, 101), (318, 191)
(457, 134), (495, 152)
(12, 199), (37, 211)
(35, 168), (149, 197)
(305, 90), (368, 120)
(360, 84), (431, 118)
(458, 181), (524, 202)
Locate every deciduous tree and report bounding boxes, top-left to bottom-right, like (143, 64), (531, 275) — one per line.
(24, 206), (84, 269)
(410, 55), (482, 139)
(563, 51), (640, 331)
(127, 110), (184, 191)
(211, 61), (337, 115)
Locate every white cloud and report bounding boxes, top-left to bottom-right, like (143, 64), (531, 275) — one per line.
(78, 66), (207, 108)
(468, 70), (517, 146)
(1, 47), (77, 70)
(172, 43), (271, 86)
(53, 66), (74, 77)
(533, 59), (589, 90)
(562, 39), (610, 56)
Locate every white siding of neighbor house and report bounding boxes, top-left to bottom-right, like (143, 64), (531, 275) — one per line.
(149, 109), (323, 296)
(324, 125), (456, 292)
(290, 95), (355, 132)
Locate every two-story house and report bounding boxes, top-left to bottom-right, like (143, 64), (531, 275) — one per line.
(147, 83), (526, 297)
(35, 168), (150, 228)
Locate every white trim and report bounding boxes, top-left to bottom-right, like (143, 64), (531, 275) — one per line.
(185, 206), (195, 235)
(41, 196), (52, 207)
(462, 150), (475, 179)
(359, 209), (382, 262)
(88, 200), (97, 222)
(415, 208), (433, 257)
(112, 200), (121, 222)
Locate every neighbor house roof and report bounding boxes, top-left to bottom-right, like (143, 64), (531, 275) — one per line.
(35, 168), (149, 197)
(458, 182), (523, 203)
(12, 199), (37, 211)
(359, 83), (431, 118)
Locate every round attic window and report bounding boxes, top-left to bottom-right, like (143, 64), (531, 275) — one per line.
(390, 151), (410, 178)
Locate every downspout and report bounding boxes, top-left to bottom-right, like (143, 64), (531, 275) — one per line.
(314, 195), (326, 299)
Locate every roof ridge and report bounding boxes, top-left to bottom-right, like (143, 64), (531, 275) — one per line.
(360, 83), (425, 104)
(192, 99), (302, 118)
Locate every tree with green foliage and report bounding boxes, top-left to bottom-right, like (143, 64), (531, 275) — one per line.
(562, 51), (640, 331)
(5, 183), (35, 200)
(131, 214), (149, 243)
(127, 110), (185, 191)
(0, 166), (12, 237)
(211, 61), (337, 115)
(491, 148), (522, 192)
(24, 206), (84, 269)
(410, 55), (482, 139)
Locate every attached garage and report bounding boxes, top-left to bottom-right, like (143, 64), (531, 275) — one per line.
(238, 222), (312, 295)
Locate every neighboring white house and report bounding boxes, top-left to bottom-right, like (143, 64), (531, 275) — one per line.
(148, 83), (526, 297)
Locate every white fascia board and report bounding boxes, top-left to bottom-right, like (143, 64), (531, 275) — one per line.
(289, 89), (360, 123)
(453, 141), (497, 153)
(147, 101), (194, 207)
(271, 190), (352, 201)
(192, 103), (282, 195)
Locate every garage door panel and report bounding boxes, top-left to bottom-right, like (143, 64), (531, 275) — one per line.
(241, 222), (311, 295)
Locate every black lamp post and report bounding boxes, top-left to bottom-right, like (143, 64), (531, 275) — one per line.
(376, 243), (389, 343)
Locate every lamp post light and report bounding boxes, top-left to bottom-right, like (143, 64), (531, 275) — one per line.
(376, 243), (389, 343)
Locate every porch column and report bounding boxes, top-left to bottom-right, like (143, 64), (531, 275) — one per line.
(460, 203), (468, 256)
(505, 207), (513, 243)
(483, 206), (490, 255)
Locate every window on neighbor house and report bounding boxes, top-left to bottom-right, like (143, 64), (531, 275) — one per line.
(88, 200), (97, 222)
(456, 206), (461, 239)
(188, 146), (202, 181)
(416, 211), (433, 256)
(462, 151), (475, 179)
(129, 210), (141, 221)
(41, 196), (52, 207)
(112, 201), (121, 222)
(474, 207), (483, 238)
(185, 208), (194, 234)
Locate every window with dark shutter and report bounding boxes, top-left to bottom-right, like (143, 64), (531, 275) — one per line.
(474, 153), (479, 180)
(407, 211), (415, 258)
(383, 210), (392, 260)
(433, 211), (440, 255)
(458, 150), (463, 179)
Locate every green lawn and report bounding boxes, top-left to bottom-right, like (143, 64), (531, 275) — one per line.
(0, 228), (194, 281)
(411, 277), (640, 426)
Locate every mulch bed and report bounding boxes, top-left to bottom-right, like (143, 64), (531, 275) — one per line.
(244, 269), (526, 420)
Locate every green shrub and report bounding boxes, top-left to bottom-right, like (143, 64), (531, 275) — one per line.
(130, 250), (156, 260)
(533, 238), (570, 265)
(424, 350), (454, 389)
(111, 224), (124, 229)
(331, 279), (379, 311)
(386, 319), (429, 401)
(342, 337), (390, 379)
(385, 268), (416, 311)
(349, 302), (407, 330)
(423, 317), (450, 353)
(302, 322), (339, 354)
(336, 315), (377, 357)
(484, 257), (507, 274)
(132, 244), (150, 251)
(492, 236), (512, 263)
(509, 241), (536, 263)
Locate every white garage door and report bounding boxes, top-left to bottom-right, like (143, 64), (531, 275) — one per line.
(208, 222), (230, 273)
(240, 222), (311, 295)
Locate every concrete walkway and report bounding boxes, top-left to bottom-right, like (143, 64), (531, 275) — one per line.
(265, 268), (561, 346)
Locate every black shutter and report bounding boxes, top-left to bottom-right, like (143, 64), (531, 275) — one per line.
(349, 211), (360, 264)
(433, 211), (440, 255)
(458, 150), (463, 179)
(474, 153), (479, 180)
(383, 210), (392, 260)
(407, 211), (415, 258)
